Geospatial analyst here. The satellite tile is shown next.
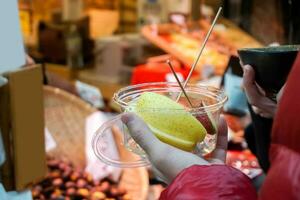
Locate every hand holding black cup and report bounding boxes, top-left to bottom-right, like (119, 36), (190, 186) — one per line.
(238, 45), (300, 101)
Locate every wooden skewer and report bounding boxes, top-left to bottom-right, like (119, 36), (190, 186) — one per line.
(167, 60), (194, 108)
(176, 7), (223, 102)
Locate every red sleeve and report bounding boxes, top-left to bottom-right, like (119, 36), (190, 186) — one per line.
(259, 53), (300, 200)
(159, 165), (257, 200)
(271, 53), (300, 155)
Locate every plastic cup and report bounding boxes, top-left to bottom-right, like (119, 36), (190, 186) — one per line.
(93, 82), (227, 168)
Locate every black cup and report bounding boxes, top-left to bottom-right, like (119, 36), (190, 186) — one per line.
(238, 45), (300, 100)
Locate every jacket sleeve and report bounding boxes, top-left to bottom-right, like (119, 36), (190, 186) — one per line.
(259, 53), (300, 200)
(159, 165), (257, 200)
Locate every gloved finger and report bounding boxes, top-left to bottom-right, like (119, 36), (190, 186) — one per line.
(252, 106), (274, 118)
(121, 113), (164, 155)
(258, 112), (273, 119)
(211, 116), (228, 163)
(239, 59), (244, 66)
(122, 113), (210, 182)
(252, 105), (262, 115)
(255, 82), (266, 96)
(151, 166), (169, 184)
(277, 84), (285, 103)
(242, 65), (263, 106)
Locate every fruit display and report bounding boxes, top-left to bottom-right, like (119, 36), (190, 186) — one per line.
(129, 92), (220, 151)
(32, 157), (130, 200)
(141, 25), (230, 75)
(168, 33), (230, 72)
(211, 23), (262, 50)
(141, 20), (262, 76)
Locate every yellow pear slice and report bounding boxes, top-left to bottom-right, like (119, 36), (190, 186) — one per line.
(130, 92), (207, 151)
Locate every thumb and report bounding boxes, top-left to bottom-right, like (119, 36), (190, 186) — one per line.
(211, 116), (228, 163)
(242, 65), (255, 89)
(121, 113), (162, 154)
(242, 65), (261, 105)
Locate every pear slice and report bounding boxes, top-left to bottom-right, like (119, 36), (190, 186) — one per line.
(130, 92), (207, 151)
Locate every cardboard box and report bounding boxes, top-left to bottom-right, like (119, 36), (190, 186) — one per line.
(0, 65), (46, 190)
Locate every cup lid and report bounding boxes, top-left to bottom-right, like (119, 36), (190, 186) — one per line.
(93, 115), (150, 168)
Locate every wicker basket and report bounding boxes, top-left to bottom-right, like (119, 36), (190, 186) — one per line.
(43, 86), (149, 200)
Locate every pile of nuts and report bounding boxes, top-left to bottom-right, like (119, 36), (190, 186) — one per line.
(32, 157), (130, 200)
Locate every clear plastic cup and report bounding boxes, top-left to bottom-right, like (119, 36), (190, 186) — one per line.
(93, 82), (227, 168)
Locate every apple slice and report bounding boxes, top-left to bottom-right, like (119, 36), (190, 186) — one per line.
(130, 92), (207, 151)
(196, 101), (217, 135)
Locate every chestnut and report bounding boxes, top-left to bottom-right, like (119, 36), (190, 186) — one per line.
(50, 193), (59, 199)
(38, 194), (46, 200)
(49, 170), (61, 179)
(65, 181), (76, 188)
(34, 156), (133, 200)
(94, 186), (103, 192)
(74, 168), (84, 176)
(70, 171), (81, 181)
(53, 188), (62, 196)
(62, 168), (72, 178)
(76, 178), (87, 188)
(58, 162), (67, 170)
(66, 187), (76, 196)
(91, 191), (106, 200)
(77, 188), (90, 198)
(86, 184), (93, 190)
(41, 186), (55, 197)
(83, 172), (93, 183)
(52, 178), (63, 187)
(55, 196), (65, 200)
